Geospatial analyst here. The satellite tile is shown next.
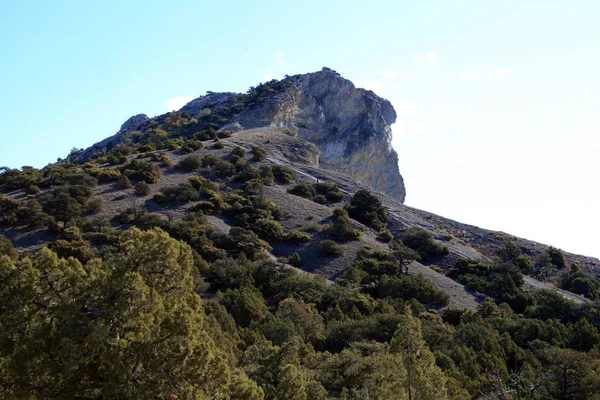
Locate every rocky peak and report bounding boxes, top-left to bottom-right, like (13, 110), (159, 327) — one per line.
(226, 68), (406, 202)
(120, 113), (149, 132)
(73, 69), (406, 202)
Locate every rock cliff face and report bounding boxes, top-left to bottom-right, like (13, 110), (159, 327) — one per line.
(218, 68), (406, 202)
(79, 69), (406, 202)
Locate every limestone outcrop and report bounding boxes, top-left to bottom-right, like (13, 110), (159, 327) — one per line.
(75, 69), (406, 202)
(223, 68), (406, 202)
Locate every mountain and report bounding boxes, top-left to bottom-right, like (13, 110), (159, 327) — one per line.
(2, 68), (600, 399)
(74, 68), (406, 202)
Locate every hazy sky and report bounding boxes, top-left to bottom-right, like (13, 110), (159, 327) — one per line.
(1, 1), (598, 258)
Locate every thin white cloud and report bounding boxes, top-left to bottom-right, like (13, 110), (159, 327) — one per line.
(490, 69), (509, 79)
(412, 51), (437, 63)
(166, 96), (194, 112)
(275, 51), (291, 66)
(461, 71), (482, 81)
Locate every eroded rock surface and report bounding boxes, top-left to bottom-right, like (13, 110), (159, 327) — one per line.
(227, 68), (406, 202)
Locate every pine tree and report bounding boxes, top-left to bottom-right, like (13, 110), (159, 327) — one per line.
(390, 306), (448, 400)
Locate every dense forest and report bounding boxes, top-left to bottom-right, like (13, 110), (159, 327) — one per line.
(1, 90), (600, 399)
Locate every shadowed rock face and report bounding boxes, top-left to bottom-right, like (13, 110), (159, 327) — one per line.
(221, 68), (406, 202)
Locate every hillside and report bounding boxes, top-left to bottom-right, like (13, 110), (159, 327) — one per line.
(1, 70), (600, 399)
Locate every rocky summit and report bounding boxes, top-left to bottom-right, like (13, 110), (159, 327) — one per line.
(78, 68), (406, 202)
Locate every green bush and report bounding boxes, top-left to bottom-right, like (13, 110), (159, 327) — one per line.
(252, 218), (284, 239)
(289, 252), (302, 268)
(115, 175), (132, 189)
(177, 155), (203, 171)
(378, 230), (394, 243)
(85, 197), (104, 214)
(230, 146), (246, 158)
(561, 268), (600, 300)
(157, 183), (200, 204)
(347, 189), (388, 229)
(260, 165), (275, 185)
(374, 275), (450, 306)
(211, 141), (225, 149)
(180, 139), (203, 153)
(317, 182), (344, 202)
(284, 230), (312, 243)
(0, 234), (17, 259)
(97, 168), (122, 182)
(252, 145), (267, 161)
(325, 208), (361, 241)
(134, 181), (150, 196)
(402, 227), (449, 261)
(288, 182), (316, 199)
(271, 165), (296, 184)
(213, 160), (235, 177)
(121, 160), (161, 183)
(25, 185), (41, 195)
(548, 246), (567, 269)
(319, 240), (343, 257)
(313, 194), (327, 204)
(217, 130), (233, 139)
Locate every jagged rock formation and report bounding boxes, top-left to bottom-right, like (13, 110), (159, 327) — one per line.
(73, 69), (405, 202)
(120, 113), (149, 132)
(180, 68), (406, 202)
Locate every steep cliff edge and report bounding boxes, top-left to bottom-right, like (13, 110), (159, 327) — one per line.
(212, 68), (406, 202)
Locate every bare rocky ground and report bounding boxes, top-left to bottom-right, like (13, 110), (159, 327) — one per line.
(3, 127), (599, 309)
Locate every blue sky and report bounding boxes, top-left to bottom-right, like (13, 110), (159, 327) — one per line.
(1, 0), (599, 258)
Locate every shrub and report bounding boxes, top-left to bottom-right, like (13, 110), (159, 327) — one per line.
(0, 234), (17, 259)
(121, 160), (161, 183)
(112, 207), (136, 224)
(313, 194), (327, 204)
(115, 175), (132, 189)
(234, 164), (260, 182)
(97, 168), (122, 182)
(252, 145), (267, 161)
(230, 146), (246, 158)
(317, 182), (344, 202)
(347, 189), (388, 229)
(289, 252), (302, 268)
(259, 165), (275, 185)
(374, 275), (450, 306)
(217, 130), (233, 139)
(324, 208), (361, 241)
(212, 160), (235, 177)
(319, 240), (343, 257)
(288, 182), (316, 199)
(252, 218), (284, 240)
(284, 230), (312, 243)
(202, 154), (219, 167)
(180, 140), (203, 153)
(402, 227), (449, 261)
(548, 246), (567, 269)
(378, 230), (394, 243)
(271, 165), (296, 184)
(212, 141), (225, 149)
(25, 185), (41, 195)
(85, 198), (104, 214)
(157, 183), (199, 204)
(177, 155), (203, 171)
(243, 179), (265, 195)
(134, 181), (150, 196)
